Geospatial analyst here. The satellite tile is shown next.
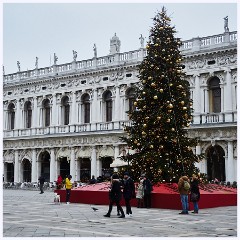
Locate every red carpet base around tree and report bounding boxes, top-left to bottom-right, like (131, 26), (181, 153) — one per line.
(55, 183), (237, 210)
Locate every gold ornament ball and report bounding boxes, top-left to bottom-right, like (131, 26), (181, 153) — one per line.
(171, 128), (175, 131)
(160, 27), (164, 30)
(148, 76), (152, 80)
(155, 43), (159, 47)
(177, 160), (181, 163)
(169, 83), (173, 87)
(134, 102), (138, 106)
(143, 105), (146, 109)
(143, 124), (147, 127)
(142, 131), (146, 135)
(166, 119), (171, 122)
(151, 83), (156, 87)
(146, 45), (149, 49)
(178, 85), (183, 88)
(157, 135), (160, 138)
(159, 89), (164, 93)
(160, 145), (164, 149)
(155, 55), (158, 58)
(150, 145), (154, 148)
(137, 143), (140, 146)
(145, 116), (149, 120)
(164, 136), (168, 139)
(168, 110), (172, 113)
(134, 140), (138, 144)
(143, 80), (146, 84)
(181, 101), (185, 105)
(161, 74), (164, 78)
(157, 116), (161, 120)
(143, 91), (146, 95)
(168, 103), (173, 108)
(154, 95), (158, 100)
(183, 107), (187, 110)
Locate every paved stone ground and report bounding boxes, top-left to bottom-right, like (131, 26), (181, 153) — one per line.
(3, 189), (237, 237)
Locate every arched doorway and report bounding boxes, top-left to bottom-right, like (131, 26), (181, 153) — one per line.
(39, 151), (50, 182)
(207, 145), (225, 182)
(101, 157), (113, 179)
(60, 157), (70, 179)
(22, 159), (31, 182)
(80, 158), (91, 182)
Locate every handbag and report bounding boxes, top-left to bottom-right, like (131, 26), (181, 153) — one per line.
(191, 192), (198, 201)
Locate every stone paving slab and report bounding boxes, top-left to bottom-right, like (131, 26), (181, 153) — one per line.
(3, 189), (237, 237)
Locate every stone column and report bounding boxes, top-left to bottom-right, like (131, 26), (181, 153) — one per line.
(224, 69), (233, 122)
(113, 144), (120, 172)
(92, 89), (98, 123)
(204, 88), (209, 113)
(96, 158), (102, 177)
(15, 99), (20, 129)
(31, 149), (37, 182)
(32, 97), (38, 128)
(71, 91), (76, 124)
(51, 94), (57, 126)
(69, 92), (76, 132)
(70, 148), (76, 182)
(113, 86), (120, 121)
(14, 150), (19, 182)
(193, 74), (201, 124)
(50, 149), (56, 182)
(227, 141), (234, 183)
(91, 146), (97, 178)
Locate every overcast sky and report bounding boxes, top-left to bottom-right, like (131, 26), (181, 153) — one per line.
(2, 1), (238, 74)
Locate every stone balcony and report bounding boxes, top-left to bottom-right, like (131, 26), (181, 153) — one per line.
(3, 112), (237, 139)
(3, 31), (237, 85)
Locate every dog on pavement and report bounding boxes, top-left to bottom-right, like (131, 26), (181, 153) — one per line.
(54, 193), (60, 204)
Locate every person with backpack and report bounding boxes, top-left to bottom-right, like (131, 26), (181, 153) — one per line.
(178, 175), (190, 214)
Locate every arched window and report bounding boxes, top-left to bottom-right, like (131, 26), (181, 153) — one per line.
(24, 101), (32, 128)
(82, 94), (90, 123)
(209, 77), (221, 113)
(8, 103), (15, 130)
(126, 88), (136, 112)
(104, 91), (112, 122)
(43, 99), (50, 127)
(62, 96), (70, 125)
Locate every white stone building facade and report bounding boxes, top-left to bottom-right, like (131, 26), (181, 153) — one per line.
(3, 30), (237, 183)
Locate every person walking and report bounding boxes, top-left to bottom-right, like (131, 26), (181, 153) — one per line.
(136, 177), (144, 208)
(65, 175), (72, 204)
(104, 173), (125, 218)
(143, 175), (153, 208)
(190, 174), (200, 214)
(178, 175), (190, 214)
(122, 172), (135, 217)
(38, 175), (45, 194)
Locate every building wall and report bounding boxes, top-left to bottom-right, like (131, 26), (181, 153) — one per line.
(3, 31), (237, 183)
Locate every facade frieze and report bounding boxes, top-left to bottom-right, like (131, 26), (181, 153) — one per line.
(3, 133), (124, 150)
(188, 126), (237, 141)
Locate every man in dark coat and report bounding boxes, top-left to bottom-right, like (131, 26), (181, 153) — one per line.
(38, 175), (45, 194)
(104, 173), (125, 218)
(143, 175), (153, 208)
(122, 172), (135, 217)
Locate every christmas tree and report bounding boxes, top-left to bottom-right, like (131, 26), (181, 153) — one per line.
(121, 7), (203, 183)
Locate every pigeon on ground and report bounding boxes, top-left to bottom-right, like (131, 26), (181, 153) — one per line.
(92, 207), (99, 212)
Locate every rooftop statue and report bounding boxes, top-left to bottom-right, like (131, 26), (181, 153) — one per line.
(224, 16), (229, 32)
(73, 50), (77, 61)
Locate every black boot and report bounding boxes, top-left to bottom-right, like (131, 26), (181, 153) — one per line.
(104, 213), (110, 217)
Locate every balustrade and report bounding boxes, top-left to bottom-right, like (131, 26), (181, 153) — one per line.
(2, 31), (237, 87)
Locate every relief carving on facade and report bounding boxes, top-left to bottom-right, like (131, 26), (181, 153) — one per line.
(231, 70), (237, 83)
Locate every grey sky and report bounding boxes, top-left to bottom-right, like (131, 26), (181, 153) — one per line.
(3, 2), (237, 74)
